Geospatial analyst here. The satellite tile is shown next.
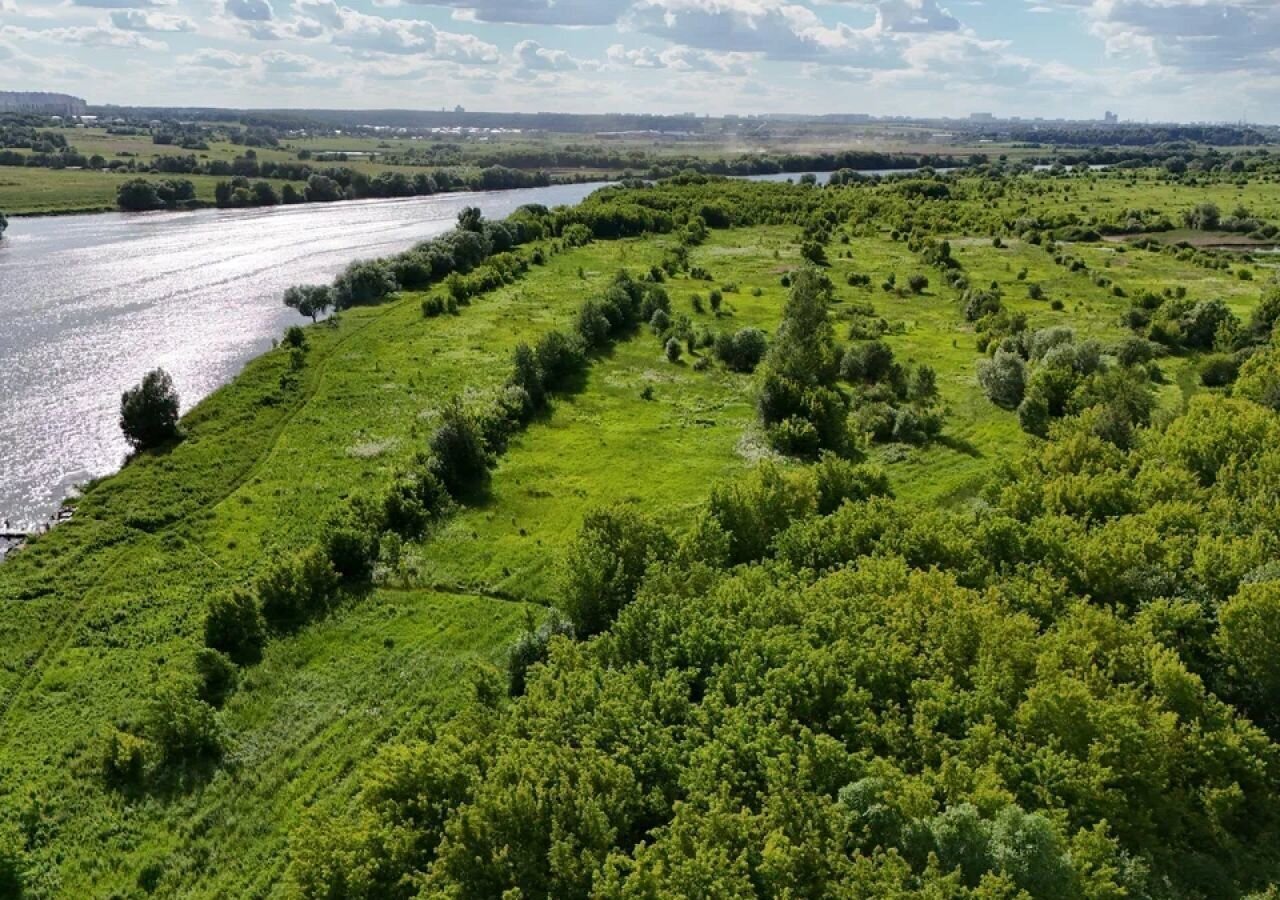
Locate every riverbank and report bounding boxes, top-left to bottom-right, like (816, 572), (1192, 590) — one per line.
(0, 180), (612, 531)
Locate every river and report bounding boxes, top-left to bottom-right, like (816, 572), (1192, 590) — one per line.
(0, 182), (606, 533)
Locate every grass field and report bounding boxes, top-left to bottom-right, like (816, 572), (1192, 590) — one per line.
(0, 170), (1274, 895)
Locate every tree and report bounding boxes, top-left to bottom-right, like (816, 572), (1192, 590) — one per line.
(304, 174), (344, 203)
(116, 179), (163, 212)
(429, 399), (490, 497)
(0, 210), (7, 240)
(283, 285), (333, 322)
(978, 350), (1027, 410)
(559, 506), (672, 635)
(664, 337), (682, 362)
(907, 274), (930, 294)
(120, 368), (181, 451)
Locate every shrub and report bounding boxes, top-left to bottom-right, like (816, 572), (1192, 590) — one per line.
(1200, 354), (1241, 387)
(429, 400), (491, 497)
(384, 467), (450, 538)
(559, 506), (673, 636)
(204, 588), (266, 664)
(709, 462), (816, 564)
(1027, 283), (1045, 301)
(145, 677), (225, 764)
(714, 328), (767, 373)
(322, 495), (383, 581)
(194, 649), (238, 707)
(422, 296), (445, 317)
(813, 455), (891, 515)
(535, 330), (587, 390)
(120, 368), (182, 451)
(333, 260), (397, 309)
(907, 274), (929, 294)
(257, 546), (340, 631)
(977, 350), (1027, 410)
(507, 609), (575, 697)
(508, 343), (547, 415)
(841, 341), (895, 383)
(664, 337), (682, 363)
(101, 728), (149, 785)
(709, 289), (723, 313)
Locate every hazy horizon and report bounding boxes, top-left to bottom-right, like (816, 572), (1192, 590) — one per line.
(1, 0), (1276, 124)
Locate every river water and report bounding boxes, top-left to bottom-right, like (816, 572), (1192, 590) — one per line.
(0, 183), (605, 531)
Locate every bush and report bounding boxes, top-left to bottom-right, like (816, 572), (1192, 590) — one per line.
(384, 474), (443, 538)
(508, 343), (547, 415)
(204, 588), (266, 664)
(559, 506), (673, 636)
(333, 260), (397, 309)
(145, 678), (225, 763)
(977, 350), (1027, 410)
(841, 341), (895, 383)
(422, 296), (445, 317)
(102, 728), (149, 785)
(664, 337), (682, 362)
(120, 368), (182, 451)
(507, 609), (575, 696)
(257, 546), (340, 631)
(1200, 354), (1241, 387)
(813, 455), (891, 515)
(709, 462), (816, 564)
(323, 495), (383, 581)
(429, 400), (491, 497)
(907, 274), (929, 294)
(714, 328), (767, 373)
(535, 330), (588, 390)
(194, 649), (237, 707)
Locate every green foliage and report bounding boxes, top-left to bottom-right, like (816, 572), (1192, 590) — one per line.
(257, 546), (340, 631)
(204, 588), (265, 664)
(119, 368), (181, 451)
(429, 399), (491, 497)
(558, 506), (673, 636)
(144, 677), (225, 764)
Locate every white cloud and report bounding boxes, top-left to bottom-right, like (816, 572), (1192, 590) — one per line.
(1, 23), (166, 50)
(407, 0), (632, 26)
(109, 9), (194, 31)
(608, 42), (752, 74)
(68, 0), (174, 7)
(181, 47), (250, 68)
(514, 38), (582, 70)
(224, 0), (274, 22)
(325, 8), (500, 63)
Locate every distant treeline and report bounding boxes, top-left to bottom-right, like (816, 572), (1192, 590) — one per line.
(997, 124), (1270, 147)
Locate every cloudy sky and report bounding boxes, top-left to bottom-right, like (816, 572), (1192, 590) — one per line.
(0, 0), (1276, 121)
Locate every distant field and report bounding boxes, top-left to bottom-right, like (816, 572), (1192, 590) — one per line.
(0, 168), (270, 214)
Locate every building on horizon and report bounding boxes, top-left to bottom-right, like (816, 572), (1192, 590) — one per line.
(1104, 110), (1119, 124)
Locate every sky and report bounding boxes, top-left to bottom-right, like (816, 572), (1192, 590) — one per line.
(0, 0), (1277, 122)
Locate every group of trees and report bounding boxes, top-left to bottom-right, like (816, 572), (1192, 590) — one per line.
(290, 375), (1280, 897)
(115, 178), (198, 212)
(758, 268), (944, 456)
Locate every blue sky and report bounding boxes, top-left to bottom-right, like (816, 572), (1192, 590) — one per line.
(1, 0), (1276, 121)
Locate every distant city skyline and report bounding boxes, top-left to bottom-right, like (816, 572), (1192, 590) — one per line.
(1, 1), (1276, 123)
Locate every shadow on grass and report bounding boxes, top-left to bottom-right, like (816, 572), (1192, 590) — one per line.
(937, 433), (983, 458)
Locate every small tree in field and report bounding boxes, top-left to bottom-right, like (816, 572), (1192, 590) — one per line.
(120, 369), (181, 451)
(283, 285), (332, 322)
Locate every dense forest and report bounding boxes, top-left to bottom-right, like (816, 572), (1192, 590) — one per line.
(4, 164), (1280, 896)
